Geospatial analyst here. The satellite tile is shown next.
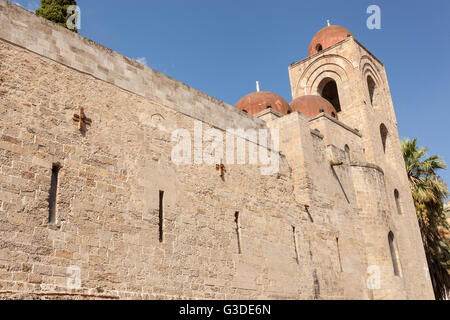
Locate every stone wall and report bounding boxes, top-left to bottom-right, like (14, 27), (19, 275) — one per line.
(0, 3), (350, 297)
(0, 0), (264, 135)
(0, 0), (435, 300)
(265, 112), (370, 299)
(288, 31), (435, 299)
(0, 37), (324, 299)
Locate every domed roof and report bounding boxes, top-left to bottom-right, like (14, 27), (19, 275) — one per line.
(290, 95), (338, 119)
(235, 91), (291, 115)
(309, 25), (354, 56)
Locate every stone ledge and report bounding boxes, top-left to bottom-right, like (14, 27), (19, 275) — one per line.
(309, 112), (363, 137)
(350, 162), (384, 175)
(255, 108), (283, 119)
(310, 129), (324, 139)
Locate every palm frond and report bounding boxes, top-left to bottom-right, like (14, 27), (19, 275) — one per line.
(402, 138), (449, 300)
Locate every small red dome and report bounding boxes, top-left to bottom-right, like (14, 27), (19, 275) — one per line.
(290, 95), (338, 119)
(309, 25), (354, 56)
(235, 91), (291, 115)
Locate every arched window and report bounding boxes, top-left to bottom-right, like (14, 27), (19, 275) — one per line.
(318, 78), (341, 112)
(388, 232), (401, 277)
(344, 145), (351, 163)
(367, 76), (376, 105)
(316, 44), (323, 52)
(394, 189), (402, 215)
(367, 75), (383, 109)
(380, 124), (388, 153)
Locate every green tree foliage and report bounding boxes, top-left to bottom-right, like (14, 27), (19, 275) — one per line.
(36, 0), (78, 32)
(402, 138), (450, 300)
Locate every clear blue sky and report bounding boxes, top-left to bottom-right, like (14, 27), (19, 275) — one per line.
(16, 0), (450, 185)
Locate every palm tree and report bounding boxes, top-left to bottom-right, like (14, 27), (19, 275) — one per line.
(402, 138), (450, 300)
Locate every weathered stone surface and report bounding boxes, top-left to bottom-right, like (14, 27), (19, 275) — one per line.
(0, 0), (434, 300)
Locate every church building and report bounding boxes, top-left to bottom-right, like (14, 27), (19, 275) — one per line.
(0, 1), (435, 299)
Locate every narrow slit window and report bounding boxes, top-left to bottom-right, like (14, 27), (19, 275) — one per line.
(394, 189), (402, 215)
(345, 145), (351, 163)
(380, 124), (388, 153)
(336, 237), (343, 272)
(48, 164), (60, 224)
(388, 232), (401, 277)
(293, 226), (299, 264)
(159, 191), (164, 243)
(235, 211), (242, 254)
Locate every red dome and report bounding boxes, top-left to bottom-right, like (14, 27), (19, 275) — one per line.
(290, 95), (338, 119)
(309, 25), (354, 56)
(235, 91), (291, 115)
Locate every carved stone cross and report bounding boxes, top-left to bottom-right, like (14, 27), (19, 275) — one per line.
(216, 161), (226, 178)
(73, 108), (92, 132)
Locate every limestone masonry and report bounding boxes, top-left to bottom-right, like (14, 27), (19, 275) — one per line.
(0, 0), (435, 299)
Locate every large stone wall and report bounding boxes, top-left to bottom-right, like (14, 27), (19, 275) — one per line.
(265, 112), (373, 300)
(0, 0), (435, 300)
(0, 38), (323, 299)
(0, 3), (348, 298)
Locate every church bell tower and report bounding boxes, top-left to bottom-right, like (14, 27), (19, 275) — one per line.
(287, 23), (435, 299)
